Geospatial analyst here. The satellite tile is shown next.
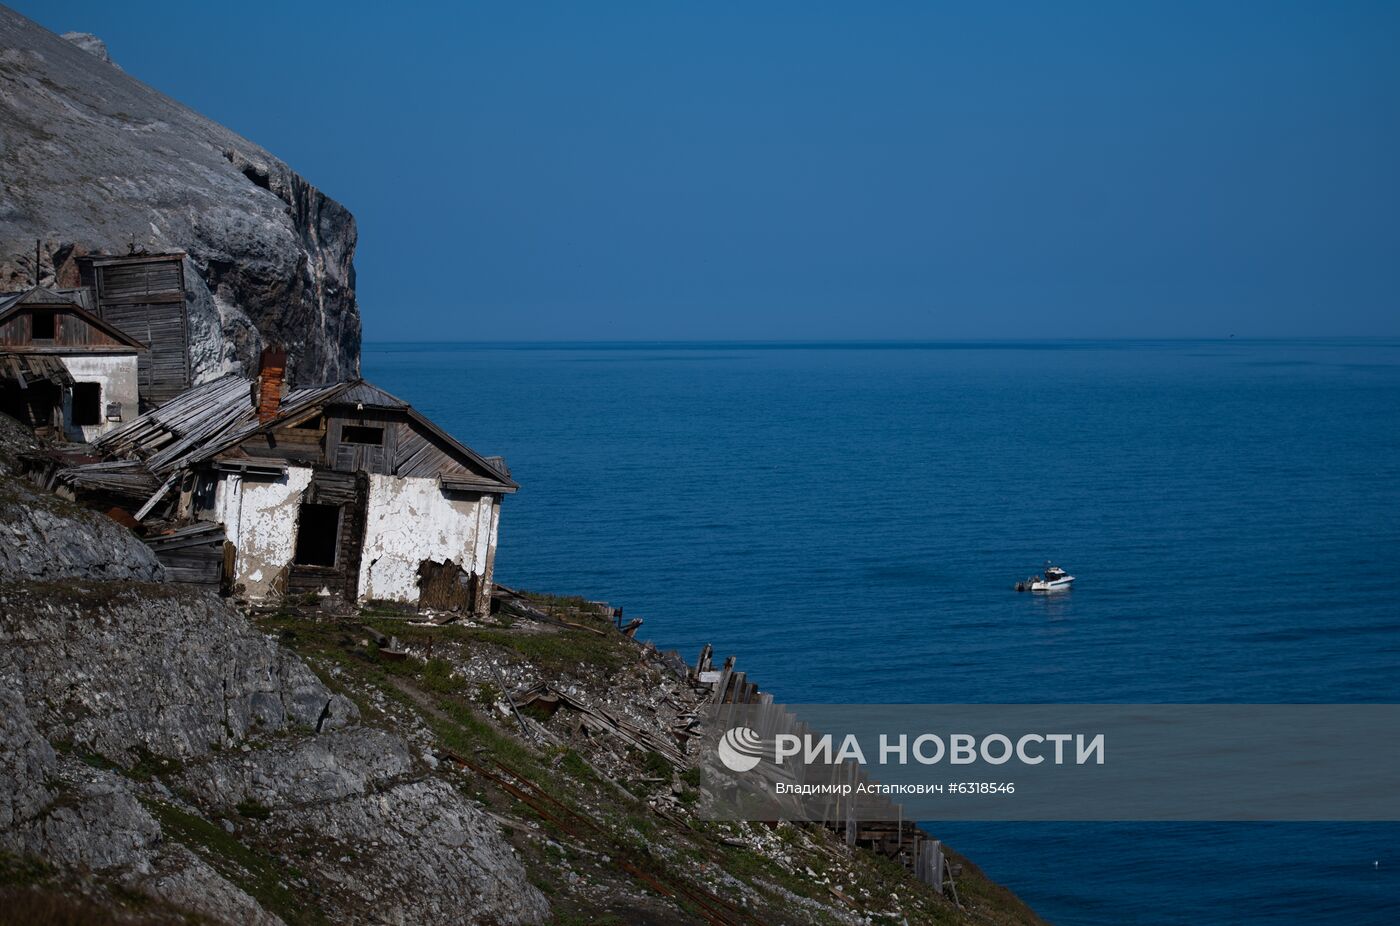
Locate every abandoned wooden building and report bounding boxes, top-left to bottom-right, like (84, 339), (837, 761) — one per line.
(76, 252), (192, 405)
(0, 287), (145, 440)
(0, 250), (192, 431)
(58, 359), (517, 615)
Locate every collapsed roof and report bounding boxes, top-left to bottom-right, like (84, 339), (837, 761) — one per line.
(59, 374), (517, 507)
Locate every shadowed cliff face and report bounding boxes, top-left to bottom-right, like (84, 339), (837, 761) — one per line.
(0, 6), (359, 385)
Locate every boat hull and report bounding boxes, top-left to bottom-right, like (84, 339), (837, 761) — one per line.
(1030, 577), (1074, 593)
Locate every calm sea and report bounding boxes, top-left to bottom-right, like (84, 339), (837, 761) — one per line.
(365, 339), (1400, 925)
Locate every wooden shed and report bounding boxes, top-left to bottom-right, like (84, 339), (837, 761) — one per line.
(0, 287), (144, 440)
(78, 253), (190, 406)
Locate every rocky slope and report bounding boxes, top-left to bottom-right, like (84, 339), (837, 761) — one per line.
(0, 420), (547, 924)
(0, 5), (359, 385)
(0, 414), (1047, 926)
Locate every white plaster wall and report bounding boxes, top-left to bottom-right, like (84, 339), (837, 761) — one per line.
(357, 473), (496, 604)
(57, 354), (139, 441)
(213, 466), (314, 600)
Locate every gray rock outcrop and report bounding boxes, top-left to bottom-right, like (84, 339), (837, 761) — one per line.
(0, 417), (547, 924)
(0, 580), (548, 924)
(60, 30), (115, 67)
(0, 583), (356, 762)
(0, 6), (360, 385)
(0, 486), (166, 582)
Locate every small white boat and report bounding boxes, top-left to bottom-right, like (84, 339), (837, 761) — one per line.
(1029, 565), (1075, 593)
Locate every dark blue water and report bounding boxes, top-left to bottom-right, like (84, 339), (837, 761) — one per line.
(365, 340), (1400, 925)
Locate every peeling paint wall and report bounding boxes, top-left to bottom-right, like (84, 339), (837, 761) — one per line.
(212, 465), (313, 599)
(208, 467), (500, 608)
(357, 473), (497, 608)
(56, 353), (138, 441)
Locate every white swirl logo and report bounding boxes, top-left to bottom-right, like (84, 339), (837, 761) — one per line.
(717, 726), (765, 773)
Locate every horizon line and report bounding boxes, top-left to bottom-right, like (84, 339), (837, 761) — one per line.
(362, 335), (1400, 348)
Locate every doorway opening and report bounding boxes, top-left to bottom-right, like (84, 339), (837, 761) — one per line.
(71, 382), (101, 426)
(294, 503), (341, 567)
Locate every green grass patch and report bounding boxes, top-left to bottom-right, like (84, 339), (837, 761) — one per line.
(144, 799), (324, 926)
(235, 800), (272, 821)
(419, 658), (459, 693)
(0, 851), (54, 888)
(429, 697), (539, 772)
(558, 749), (595, 783)
(640, 750), (672, 778)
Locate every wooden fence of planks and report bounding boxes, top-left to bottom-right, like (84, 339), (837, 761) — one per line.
(690, 645), (959, 901)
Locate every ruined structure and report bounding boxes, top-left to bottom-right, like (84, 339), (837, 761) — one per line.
(78, 252), (192, 404)
(59, 361), (516, 615)
(0, 286), (143, 440)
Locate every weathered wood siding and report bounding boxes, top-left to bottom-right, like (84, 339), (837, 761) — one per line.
(92, 257), (190, 405)
(145, 525), (227, 587)
(286, 469), (369, 599)
(233, 409), (489, 481)
(235, 417), (326, 466)
(0, 307), (131, 349)
(326, 410), (394, 474)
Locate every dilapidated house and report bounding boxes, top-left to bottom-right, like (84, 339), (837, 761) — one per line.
(0, 286), (144, 440)
(59, 355), (517, 615)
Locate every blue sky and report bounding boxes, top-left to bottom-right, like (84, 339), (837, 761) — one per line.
(16, 2), (1400, 339)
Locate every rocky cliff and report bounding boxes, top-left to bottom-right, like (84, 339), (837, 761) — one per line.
(0, 419), (548, 925)
(0, 5), (359, 385)
(0, 413), (1047, 926)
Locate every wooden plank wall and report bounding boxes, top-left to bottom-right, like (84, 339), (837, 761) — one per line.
(237, 417), (326, 466)
(391, 420), (469, 479)
(0, 308), (127, 348)
(326, 410), (395, 474)
(94, 259), (189, 404)
(235, 407), (493, 483)
(287, 470), (369, 599)
(149, 538), (225, 586)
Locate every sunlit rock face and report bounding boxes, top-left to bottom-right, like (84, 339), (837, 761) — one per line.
(0, 8), (360, 386)
(0, 414), (548, 925)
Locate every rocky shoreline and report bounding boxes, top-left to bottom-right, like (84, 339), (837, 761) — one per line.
(0, 413), (1046, 925)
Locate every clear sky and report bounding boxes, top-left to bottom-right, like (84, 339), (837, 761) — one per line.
(15, 2), (1400, 339)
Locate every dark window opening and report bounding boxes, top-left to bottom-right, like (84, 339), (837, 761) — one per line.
(71, 382), (101, 426)
(293, 415), (323, 430)
(31, 311), (55, 340)
(341, 425), (384, 445)
(294, 503), (340, 567)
